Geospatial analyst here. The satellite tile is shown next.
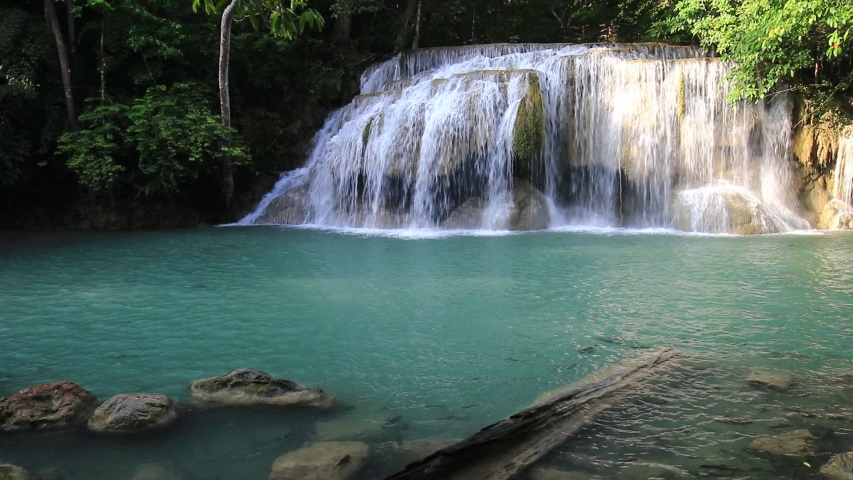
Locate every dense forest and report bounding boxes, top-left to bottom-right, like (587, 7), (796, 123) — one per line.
(1, 0), (851, 228)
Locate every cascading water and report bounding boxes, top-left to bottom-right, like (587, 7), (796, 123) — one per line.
(241, 43), (809, 234)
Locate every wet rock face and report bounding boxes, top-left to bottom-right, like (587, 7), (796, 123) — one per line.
(440, 180), (549, 230)
(746, 369), (794, 391)
(87, 393), (177, 433)
(0, 381), (98, 432)
(750, 429), (816, 458)
(190, 369), (333, 408)
(820, 452), (853, 480)
(269, 441), (369, 480)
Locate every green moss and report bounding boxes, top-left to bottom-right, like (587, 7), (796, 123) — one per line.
(243, 382), (278, 395)
(513, 72), (545, 162)
(676, 72), (686, 120)
(362, 118), (372, 148)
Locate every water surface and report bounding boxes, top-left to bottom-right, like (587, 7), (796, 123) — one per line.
(0, 227), (851, 479)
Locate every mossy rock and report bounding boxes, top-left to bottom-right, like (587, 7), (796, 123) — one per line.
(0, 381), (98, 432)
(512, 71), (545, 178)
(87, 393), (177, 433)
(189, 368), (333, 408)
(820, 452), (853, 480)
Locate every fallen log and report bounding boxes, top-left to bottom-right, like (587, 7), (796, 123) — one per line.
(386, 347), (679, 480)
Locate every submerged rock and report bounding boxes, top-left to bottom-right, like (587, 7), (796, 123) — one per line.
(88, 393), (177, 433)
(529, 468), (600, 480)
(820, 452), (853, 480)
(746, 369), (795, 391)
(395, 437), (460, 462)
(0, 381), (98, 432)
(314, 416), (392, 441)
(750, 429), (816, 458)
(269, 441), (369, 480)
(130, 464), (183, 480)
(0, 465), (40, 480)
(189, 369), (333, 408)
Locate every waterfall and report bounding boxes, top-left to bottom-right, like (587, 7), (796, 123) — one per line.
(241, 43), (809, 234)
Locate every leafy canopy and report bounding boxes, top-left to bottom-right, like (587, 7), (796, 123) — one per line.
(655, 0), (853, 102)
(192, 0), (324, 39)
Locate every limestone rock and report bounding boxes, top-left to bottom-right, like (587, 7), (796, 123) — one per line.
(0, 465), (40, 480)
(395, 437), (460, 462)
(190, 368), (333, 408)
(442, 197), (487, 229)
(672, 186), (791, 234)
(831, 211), (853, 230)
(508, 180), (550, 231)
(269, 441), (369, 480)
(441, 180), (549, 231)
(820, 452), (853, 480)
(130, 464), (183, 480)
(746, 369), (794, 391)
(88, 393), (177, 433)
(255, 185), (311, 225)
(0, 381), (98, 432)
(750, 429), (816, 458)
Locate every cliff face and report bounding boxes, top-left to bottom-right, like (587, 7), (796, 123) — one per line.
(791, 107), (853, 230)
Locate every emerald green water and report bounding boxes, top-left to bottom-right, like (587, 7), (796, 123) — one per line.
(1, 227), (852, 479)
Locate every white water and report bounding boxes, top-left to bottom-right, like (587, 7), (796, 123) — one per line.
(241, 43), (809, 234)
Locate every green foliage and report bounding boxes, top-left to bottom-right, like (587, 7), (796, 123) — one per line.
(513, 73), (545, 162)
(58, 102), (129, 191)
(127, 83), (248, 194)
(192, 0), (324, 40)
(655, 0), (853, 104)
(59, 84), (248, 195)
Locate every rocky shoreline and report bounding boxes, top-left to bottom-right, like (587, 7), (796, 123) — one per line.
(0, 363), (851, 480)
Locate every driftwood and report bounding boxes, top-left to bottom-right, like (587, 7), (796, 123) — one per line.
(386, 348), (679, 480)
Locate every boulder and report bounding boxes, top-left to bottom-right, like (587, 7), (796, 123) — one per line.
(0, 465), (40, 480)
(673, 186), (790, 234)
(746, 369), (795, 391)
(0, 381), (98, 432)
(508, 180), (550, 231)
(130, 464), (183, 480)
(750, 429), (816, 458)
(269, 441), (369, 480)
(255, 185), (312, 225)
(441, 180), (549, 231)
(189, 369), (333, 408)
(820, 452), (853, 480)
(441, 197), (488, 229)
(395, 437), (460, 462)
(87, 393), (177, 433)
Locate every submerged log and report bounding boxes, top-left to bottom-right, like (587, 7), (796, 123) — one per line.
(386, 348), (679, 480)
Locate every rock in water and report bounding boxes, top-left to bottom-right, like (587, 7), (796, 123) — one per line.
(130, 464), (183, 480)
(189, 369), (333, 408)
(0, 381), (98, 432)
(820, 452), (853, 480)
(0, 465), (40, 480)
(87, 393), (177, 433)
(750, 430), (816, 458)
(269, 441), (369, 480)
(508, 180), (550, 231)
(746, 369), (794, 391)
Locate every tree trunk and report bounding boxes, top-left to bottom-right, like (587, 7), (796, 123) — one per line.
(219, 0), (238, 209)
(412, 0), (422, 49)
(395, 0), (418, 51)
(334, 0), (353, 44)
(99, 12), (105, 100)
(44, 0), (78, 130)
